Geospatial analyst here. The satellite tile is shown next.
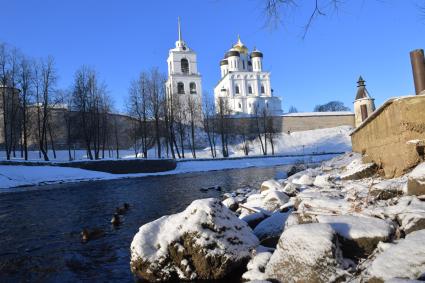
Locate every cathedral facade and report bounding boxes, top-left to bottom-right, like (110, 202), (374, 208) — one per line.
(214, 37), (282, 116)
(165, 18), (202, 113)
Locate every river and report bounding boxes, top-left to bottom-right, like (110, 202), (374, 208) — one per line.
(0, 165), (292, 282)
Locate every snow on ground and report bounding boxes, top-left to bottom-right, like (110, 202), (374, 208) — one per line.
(0, 154), (339, 190)
(0, 126), (352, 162)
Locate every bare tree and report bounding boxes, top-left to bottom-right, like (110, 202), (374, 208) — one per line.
(187, 94), (200, 158)
(38, 56), (57, 161)
(253, 103), (266, 155)
(148, 68), (166, 158)
(202, 93), (217, 158)
(217, 97), (231, 157)
(18, 55), (33, 160)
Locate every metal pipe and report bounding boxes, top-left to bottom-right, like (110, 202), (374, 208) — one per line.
(410, 49), (425, 95)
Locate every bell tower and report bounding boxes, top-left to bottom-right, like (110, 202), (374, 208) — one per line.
(166, 17), (202, 110)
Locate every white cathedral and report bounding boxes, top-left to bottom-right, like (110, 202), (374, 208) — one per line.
(214, 37), (282, 116)
(165, 18), (202, 113)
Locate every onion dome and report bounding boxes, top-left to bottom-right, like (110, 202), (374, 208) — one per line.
(224, 50), (240, 58)
(250, 48), (263, 58)
(220, 59), (229, 66)
(232, 35), (248, 54)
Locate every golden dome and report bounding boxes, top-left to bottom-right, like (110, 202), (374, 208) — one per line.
(232, 35), (248, 54)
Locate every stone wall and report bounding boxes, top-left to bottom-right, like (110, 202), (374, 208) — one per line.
(351, 95), (425, 178)
(223, 112), (355, 135)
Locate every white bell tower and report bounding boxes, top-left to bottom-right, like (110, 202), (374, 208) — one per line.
(166, 17), (202, 111)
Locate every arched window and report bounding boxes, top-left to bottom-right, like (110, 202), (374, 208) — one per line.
(235, 85), (240, 94)
(261, 84), (265, 94)
(239, 103), (242, 109)
(190, 82), (197, 94)
(181, 58), (189, 74)
(242, 60), (245, 69)
(177, 82), (185, 94)
(248, 85), (253, 94)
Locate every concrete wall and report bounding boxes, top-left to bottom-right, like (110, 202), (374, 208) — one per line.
(351, 95), (425, 178)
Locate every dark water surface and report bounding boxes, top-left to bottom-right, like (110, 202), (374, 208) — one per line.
(0, 165), (291, 282)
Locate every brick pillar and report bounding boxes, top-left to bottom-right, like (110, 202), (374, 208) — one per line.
(410, 49), (425, 95)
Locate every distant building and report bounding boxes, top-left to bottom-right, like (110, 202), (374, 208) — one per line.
(214, 36), (282, 116)
(353, 76), (375, 127)
(165, 17), (202, 112)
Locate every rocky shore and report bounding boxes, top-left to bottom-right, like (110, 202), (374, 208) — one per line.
(130, 153), (425, 282)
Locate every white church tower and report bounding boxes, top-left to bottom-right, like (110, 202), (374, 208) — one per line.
(166, 17), (202, 111)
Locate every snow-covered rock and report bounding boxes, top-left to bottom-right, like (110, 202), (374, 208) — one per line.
(282, 182), (299, 196)
(253, 211), (291, 246)
(370, 177), (407, 200)
(241, 212), (269, 229)
(313, 174), (332, 187)
(340, 158), (377, 180)
(130, 198), (259, 281)
(317, 215), (394, 258)
(406, 162), (425, 196)
(365, 229), (425, 282)
(265, 223), (346, 283)
(222, 197), (238, 211)
(292, 174), (314, 186)
(372, 196), (425, 235)
(260, 179), (282, 192)
(262, 190), (290, 212)
(242, 251), (273, 281)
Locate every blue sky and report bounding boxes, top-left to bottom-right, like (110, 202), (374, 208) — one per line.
(1, 0), (424, 112)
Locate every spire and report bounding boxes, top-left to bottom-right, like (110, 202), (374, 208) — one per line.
(357, 76), (365, 87)
(178, 16), (182, 41)
(355, 76), (369, 100)
(237, 34), (241, 44)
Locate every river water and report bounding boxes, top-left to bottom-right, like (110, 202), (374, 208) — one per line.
(0, 165), (292, 282)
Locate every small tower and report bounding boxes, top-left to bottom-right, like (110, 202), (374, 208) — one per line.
(250, 47), (263, 72)
(353, 76), (375, 127)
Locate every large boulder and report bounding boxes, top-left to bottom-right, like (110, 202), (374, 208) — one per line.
(316, 215), (394, 259)
(130, 198), (259, 282)
(262, 190), (290, 212)
(365, 229), (425, 282)
(406, 162), (425, 196)
(222, 197), (238, 212)
(265, 223), (346, 283)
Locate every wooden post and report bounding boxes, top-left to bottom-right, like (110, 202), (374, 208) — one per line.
(410, 49), (425, 95)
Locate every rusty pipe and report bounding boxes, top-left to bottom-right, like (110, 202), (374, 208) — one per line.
(410, 49), (425, 95)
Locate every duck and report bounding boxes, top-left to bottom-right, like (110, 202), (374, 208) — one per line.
(111, 213), (121, 226)
(81, 228), (105, 243)
(116, 203), (130, 215)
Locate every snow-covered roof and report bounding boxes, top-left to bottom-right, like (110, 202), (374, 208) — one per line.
(283, 111), (354, 117)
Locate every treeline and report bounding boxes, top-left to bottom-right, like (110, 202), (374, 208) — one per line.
(0, 42), (120, 161)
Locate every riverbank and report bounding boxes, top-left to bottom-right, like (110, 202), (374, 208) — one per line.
(0, 153), (340, 190)
(130, 153), (425, 282)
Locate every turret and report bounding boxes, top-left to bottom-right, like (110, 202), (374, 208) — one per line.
(353, 76), (375, 127)
(220, 59), (229, 77)
(225, 50), (240, 72)
(250, 48), (263, 72)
